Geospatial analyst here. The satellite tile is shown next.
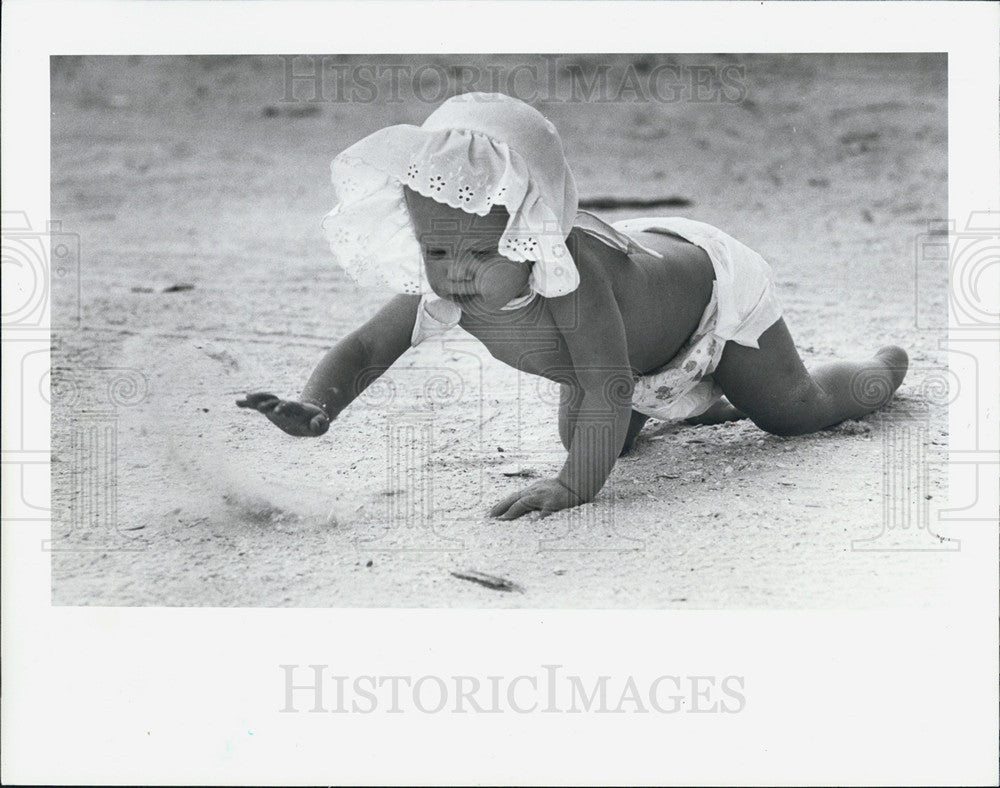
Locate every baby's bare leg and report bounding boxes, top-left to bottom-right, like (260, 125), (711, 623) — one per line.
(684, 397), (746, 426)
(620, 410), (649, 455)
(711, 318), (908, 436)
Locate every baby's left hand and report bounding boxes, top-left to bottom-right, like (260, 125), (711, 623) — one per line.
(490, 478), (584, 520)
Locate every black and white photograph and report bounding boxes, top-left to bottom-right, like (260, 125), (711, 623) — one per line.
(46, 51), (958, 607)
(3, 1), (998, 785)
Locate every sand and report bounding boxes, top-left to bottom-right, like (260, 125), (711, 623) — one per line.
(49, 54), (953, 607)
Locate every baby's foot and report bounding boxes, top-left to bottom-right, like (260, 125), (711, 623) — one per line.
(619, 434), (639, 457)
(875, 345), (909, 390)
(619, 410), (650, 456)
(684, 398), (746, 426)
(236, 392), (330, 437)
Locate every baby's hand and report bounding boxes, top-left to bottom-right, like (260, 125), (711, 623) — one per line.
(236, 392), (330, 437)
(490, 478), (583, 520)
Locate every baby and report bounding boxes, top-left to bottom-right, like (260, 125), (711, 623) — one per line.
(238, 92), (908, 520)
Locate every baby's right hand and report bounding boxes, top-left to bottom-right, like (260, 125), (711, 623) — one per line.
(236, 392), (330, 437)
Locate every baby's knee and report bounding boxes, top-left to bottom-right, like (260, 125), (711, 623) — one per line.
(749, 382), (822, 436)
(753, 416), (811, 437)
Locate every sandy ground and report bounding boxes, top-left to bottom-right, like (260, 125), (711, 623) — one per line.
(50, 54), (953, 607)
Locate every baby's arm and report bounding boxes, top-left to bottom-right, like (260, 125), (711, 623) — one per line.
(238, 294), (420, 436)
(300, 294), (421, 415)
(491, 275), (633, 519)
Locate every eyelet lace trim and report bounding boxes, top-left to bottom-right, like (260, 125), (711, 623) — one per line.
(322, 123), (580, 298)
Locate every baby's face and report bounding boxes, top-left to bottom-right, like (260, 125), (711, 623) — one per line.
(404, 187), (531, 311)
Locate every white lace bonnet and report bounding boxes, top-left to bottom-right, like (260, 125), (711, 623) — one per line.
(322, 92), (580, 297)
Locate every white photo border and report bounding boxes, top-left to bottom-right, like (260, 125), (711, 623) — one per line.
(2, 1), (998, 784)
